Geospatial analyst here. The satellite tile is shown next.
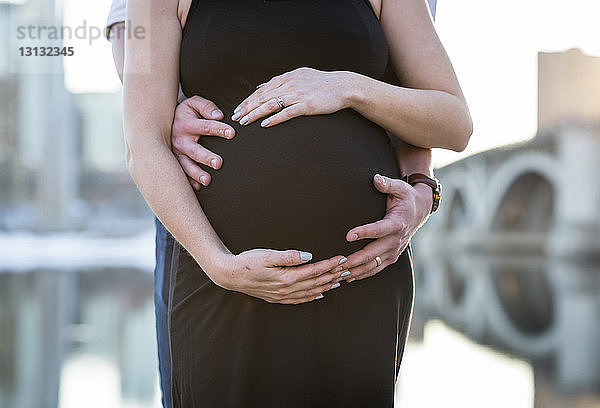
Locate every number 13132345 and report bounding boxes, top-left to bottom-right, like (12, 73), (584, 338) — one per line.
(18, 47), (74, 57)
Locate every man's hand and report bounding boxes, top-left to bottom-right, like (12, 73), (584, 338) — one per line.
(340, 174), (433, 283)
(171, 96), (236, 190)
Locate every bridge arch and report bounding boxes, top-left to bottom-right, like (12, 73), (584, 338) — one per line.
(484, 152), (559, 230)
(438, 168), (480, 228)
(483, 153), (559, 349)
(483, 263), (560, 356)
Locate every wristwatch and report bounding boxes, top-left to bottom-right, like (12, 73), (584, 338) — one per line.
(401, 173), (442, 214)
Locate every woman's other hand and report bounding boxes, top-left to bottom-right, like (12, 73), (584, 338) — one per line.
(212, 249), (349, 305)
(340, 173), (432, 283)
(230, 67), (352, 128)
(171, 95), (236, 190)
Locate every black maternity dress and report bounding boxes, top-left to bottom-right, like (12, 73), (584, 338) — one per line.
(169, 0), (415, 406)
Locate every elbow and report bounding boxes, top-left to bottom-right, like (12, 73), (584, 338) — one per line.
(124, 136), (139, 178)
(123, 131), (170, 178)
(124, 147), (139, 185)
(449, 106), (473, 153)
(125, 146), (134, 175)
(452, 121), (473, 152)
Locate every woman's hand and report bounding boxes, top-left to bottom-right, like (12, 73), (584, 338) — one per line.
(339, 174), (432, 283)
(213, 249), (349, 305)
(230, 67), (352, 128)
(171, 95), (236, 190)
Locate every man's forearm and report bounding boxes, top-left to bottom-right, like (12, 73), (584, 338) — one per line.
(109, 22), (125, 82)
(392, 136), (433, 177)
(392, 136), (434, 213)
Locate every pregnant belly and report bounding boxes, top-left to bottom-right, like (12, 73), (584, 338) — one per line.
(195, 108), (400, 260)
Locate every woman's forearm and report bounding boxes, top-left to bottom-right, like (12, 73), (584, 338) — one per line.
(126, 136), (231, 276)
(122, 0), (233, 282)
(342, 71), (472, 152)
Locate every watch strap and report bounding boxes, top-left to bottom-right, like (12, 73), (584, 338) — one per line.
(401, 173), (441, 214)
(401, 173), (437, 190)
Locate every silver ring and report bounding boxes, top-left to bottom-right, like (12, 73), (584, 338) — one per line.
(276, 96), (286, 110)
(375, 256), (382, 267)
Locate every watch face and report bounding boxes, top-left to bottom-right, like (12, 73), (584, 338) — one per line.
(432, 181), (442, 212)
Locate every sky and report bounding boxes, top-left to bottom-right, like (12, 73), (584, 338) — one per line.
(63, 0), (600, 168)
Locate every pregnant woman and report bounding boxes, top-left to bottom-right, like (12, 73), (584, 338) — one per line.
(123, 0), (472, 406)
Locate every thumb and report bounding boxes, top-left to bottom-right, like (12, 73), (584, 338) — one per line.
(266, 249), (313, 267)
(373, 173), (407, 196)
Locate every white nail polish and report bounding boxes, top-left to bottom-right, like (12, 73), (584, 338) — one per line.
(234, 106), (241, 113)
(340, 271), (351, 278)
(231, 112), (241, 121)
(300, 251), (313, 261)
(240, 115), (249, 125)
(331, 282), (341, 289)
(315, 294), (324, 300)
(338, 257), (347, 265)
(261, 119), (270, 127)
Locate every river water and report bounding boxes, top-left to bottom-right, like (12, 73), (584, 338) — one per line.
(0, 232), (597, 407)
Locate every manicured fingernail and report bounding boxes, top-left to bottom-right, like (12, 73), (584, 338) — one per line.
(234, 106), (241, 113)
(348, 233), (358, 242)
(225, 129), (233, 138)
(331, 282), (341, 289)
(211, 109), (222, 118)
(200, 176), (208, 185)
(261, 119), (270, 127)
(338, 257), (347, 265)
(239, 115), (249, 125)
(231, 112), (241, 121)
(210, 158), (218, 169)
(340, 271), (351, 278)
(300, 251), (313, 261)
(315, 294), (324, 300)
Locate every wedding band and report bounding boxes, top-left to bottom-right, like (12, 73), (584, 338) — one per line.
(375, 256), (382, 267)
(276, 96), (286, 110)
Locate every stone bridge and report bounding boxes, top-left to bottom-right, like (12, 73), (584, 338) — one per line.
(412, 50), (600, 392)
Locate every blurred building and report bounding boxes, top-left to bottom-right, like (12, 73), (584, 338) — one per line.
(538, 48), (600, 132)
(1, 2), (156, 404)
(413, 48), (600, 403)
(0, 0), (150, 233)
